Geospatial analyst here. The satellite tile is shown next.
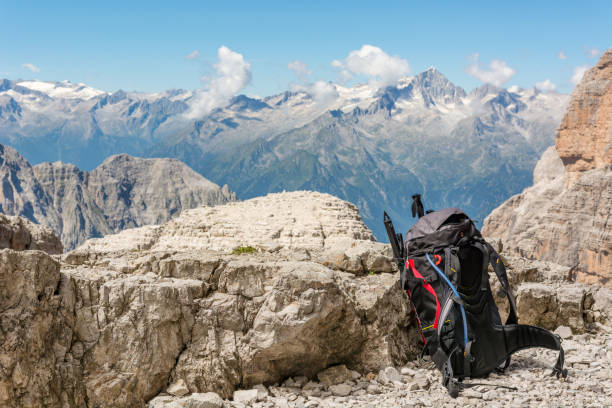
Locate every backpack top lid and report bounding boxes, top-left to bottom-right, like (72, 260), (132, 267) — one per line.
(403, 208), (476, 254)
(404, 207), (467, 241)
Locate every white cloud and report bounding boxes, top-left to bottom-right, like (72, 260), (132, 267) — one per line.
(465, 53), (515, 87)
(22, 63), (40, 73)
(507, 85), (520, 93)
(288, 60), (311, 82)
(570, 65), (589, 85)
(535, 79), (556, 92)
(330, 59), (352, 83)
(185, 50), (200, 60)
(585, 47), (601, 58)
(290, 80), (339, 105)
(332, 45), (410, 87)
(558, 51), (567, 60)
(310, 80), (339, 104)
(186, 46), (252, 118)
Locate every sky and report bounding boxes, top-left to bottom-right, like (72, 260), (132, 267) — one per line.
(1, 1), (610, 97)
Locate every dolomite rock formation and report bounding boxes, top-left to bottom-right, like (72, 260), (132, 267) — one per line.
(0, 213), (62, 253)
(0, 144), (61, 232)
(34, 154), (236, 250)
(556, 48), (612, 175)
(0, 191), (420, 408)
(483, 49), (612, 286)
(0, 144), (236, 250)
(0, 248), (86, 407)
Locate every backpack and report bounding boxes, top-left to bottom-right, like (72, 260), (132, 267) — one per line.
(383, 203), (568, 397)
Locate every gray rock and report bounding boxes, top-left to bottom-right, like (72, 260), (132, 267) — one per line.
(292, 376), (309, 388)
(233, 389), (259, 404)
(378, 367), (401, 384)
(302, 381), (322, 391)
(148, 395), (183, 408)
(366, 384), (381, 394)
(252, 384), (269, 400)
(167, 379), (190, 397)
(181, 392), (225, 408)
(400, 367), (415, 376)
(317, 365), (354, 387)
(329, 384), (352, 397)
(482, 390), (496, 401)
(415, 377), (430, 390)
(555, 325), (573, 339)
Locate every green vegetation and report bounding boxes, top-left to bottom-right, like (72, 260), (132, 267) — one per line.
(232, 246), (257, 255)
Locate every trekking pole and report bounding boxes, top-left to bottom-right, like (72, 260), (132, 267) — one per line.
(383, 211), (404, 271)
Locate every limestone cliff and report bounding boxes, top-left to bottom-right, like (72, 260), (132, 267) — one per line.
(483, 49), (612, 286)
(0, 144), (61, 232)
(0, 144), (236, 250)
(556, 48), (612, 175)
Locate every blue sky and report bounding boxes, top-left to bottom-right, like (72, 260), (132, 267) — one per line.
(1, 1), (610, 96)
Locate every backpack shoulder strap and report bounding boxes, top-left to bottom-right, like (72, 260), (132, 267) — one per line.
(503, 324), (568, 379)
(481, 241), (518, 325)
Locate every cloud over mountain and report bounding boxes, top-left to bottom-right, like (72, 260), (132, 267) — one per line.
(465, 53), (515, 86)
(288, 60), (311, 82)
(332, 45), (411, 87)
(186, 46), (252, 118)
(535, 79), (556, 92)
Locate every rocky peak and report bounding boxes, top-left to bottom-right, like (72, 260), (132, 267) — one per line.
(469, 83), (504, 99)
(391, 68), (467, 107)
(228, 95), (271, 112)
(556, 48), (612, 176)
(0, 144), (61, 231)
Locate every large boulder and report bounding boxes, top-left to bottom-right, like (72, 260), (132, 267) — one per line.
(0, 191), (419, 407)
(489, 253), (612, 334)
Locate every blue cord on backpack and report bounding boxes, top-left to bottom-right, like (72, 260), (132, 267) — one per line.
(426, 252), (469, 347)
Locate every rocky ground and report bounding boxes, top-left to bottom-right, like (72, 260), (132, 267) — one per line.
(150, 329), (612, 407)
(2, 191), (611, 407)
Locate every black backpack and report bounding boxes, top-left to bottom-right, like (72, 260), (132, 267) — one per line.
(383, 203), (568, 397)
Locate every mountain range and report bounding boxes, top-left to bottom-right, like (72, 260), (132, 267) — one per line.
(0, 144), (235, 249)
(0, 69), (568, 238)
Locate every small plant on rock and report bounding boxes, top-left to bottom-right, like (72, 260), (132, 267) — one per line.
(232, 246), (256, 255)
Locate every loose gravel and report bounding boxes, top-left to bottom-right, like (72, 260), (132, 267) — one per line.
(150, 329), (612, 408)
